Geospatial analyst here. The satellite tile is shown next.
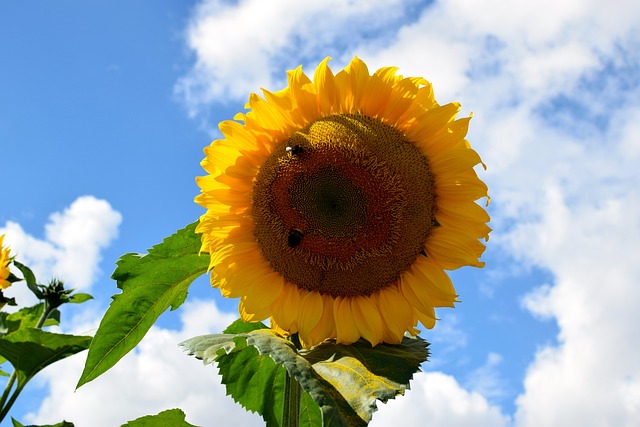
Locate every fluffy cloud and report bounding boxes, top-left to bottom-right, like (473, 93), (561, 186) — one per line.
(175, 0), (416, 116)
(371, 372), (510, 427)
(26, 299), (262, 427)
(511, 187), (640, 426)
(1, 196), (122, 303)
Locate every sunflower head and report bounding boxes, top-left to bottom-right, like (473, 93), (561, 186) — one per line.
(1, 234), (13, 290)
(196, 57), (490, 348)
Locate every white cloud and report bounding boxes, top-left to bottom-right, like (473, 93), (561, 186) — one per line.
(175, 0), (640, 425)
(371, 372), (510, 427)
(509, 187), (640, 427)
(26, 298), (261, 427)
(1, 196), (122, 304)
(175, 0), (418, 116)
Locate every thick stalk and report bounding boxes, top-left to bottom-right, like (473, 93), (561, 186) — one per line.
(283, 334), (302, 427)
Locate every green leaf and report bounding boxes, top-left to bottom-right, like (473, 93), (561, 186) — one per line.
(11, 260), (42, 299)
(216, 340), (287, 426)
(77, 221), (209, 389)
(182, 331), (348, 426)
(120, 408), (199, 427)
(299, 387), (324, 427)
(181, 329), (429, 426)
(304, 336), (429, 423)
(68, 293), (93, 304)
(11, 418), (75, 427)
(223, 319), (268, 334)
(0, 304), (59, 338)
(0, 329), (91, 386)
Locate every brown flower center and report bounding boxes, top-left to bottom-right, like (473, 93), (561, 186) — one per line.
(252, 114), (436, 297)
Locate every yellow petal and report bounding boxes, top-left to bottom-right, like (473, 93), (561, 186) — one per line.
(313, 57), (338, 115)
(376, 286), (414, 344)
(426, 227), (486, 269)
(302, 294), (336, 348)
(270, 283), (302, 332)
(351, 296), (383, 346)
(333, 296), (360, 344)
(399, 270), (437, 323)
(297, 290), (324, 341)
(411, 257), (458, 307)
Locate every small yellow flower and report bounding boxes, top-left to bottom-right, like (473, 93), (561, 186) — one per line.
(0, 234), (12, 290)
(195, 57), (490, 348)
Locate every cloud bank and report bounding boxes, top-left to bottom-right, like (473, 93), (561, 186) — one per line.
(1, 196), (122, 303)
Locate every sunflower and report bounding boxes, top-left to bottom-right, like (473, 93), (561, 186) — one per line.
(195, 57), (490, 348)
(1, 234), (12, 290)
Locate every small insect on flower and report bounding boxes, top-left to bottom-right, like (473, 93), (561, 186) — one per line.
(287, 228), (304, 248)
(285, 145), (304, 155)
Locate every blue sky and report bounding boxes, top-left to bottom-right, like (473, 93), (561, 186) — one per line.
(2, 1), (640, 426)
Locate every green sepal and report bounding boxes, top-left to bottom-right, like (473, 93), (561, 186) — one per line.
(6, 272), (23, 284)
(67, 293), (93, 304)
(120, 408), (199, 427)
(11, 261), (42, 299)
(77, 221), (209, 389)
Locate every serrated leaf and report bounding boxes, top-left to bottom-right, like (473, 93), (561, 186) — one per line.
(182, 332), (322, 427)
(182, 328), (429, 426)
(0, 329), (91, 386)
(120, 408), (199, 427)
(77, 222), (209, 389)
(11, 419), (75, 427)
(216, 342), (287, 425)
(304, 336), (429, 423)
(181, 330), (358, 426)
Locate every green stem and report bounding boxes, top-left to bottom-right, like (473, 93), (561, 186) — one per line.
(0, 301), (54, 422)
(35, 300), (52, 329)
(0, 373), (17, 415)
(283, 334), (301, 427)
(283, 367), (301, 427)
(0, 382), (24, 421)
